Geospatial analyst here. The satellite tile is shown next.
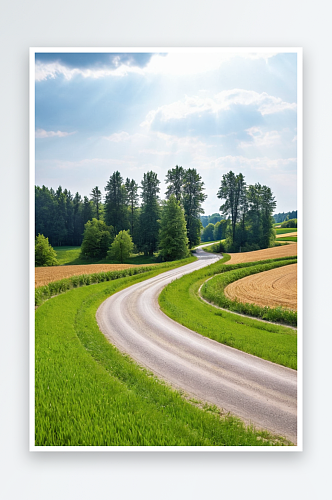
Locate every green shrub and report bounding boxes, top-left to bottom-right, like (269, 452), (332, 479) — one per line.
(107, 230), (134, 263)
(203, 241), (225, 254)
(35, 234), (59, 267)
(281, 219), (297, 228)
(80, 219), (114, 259)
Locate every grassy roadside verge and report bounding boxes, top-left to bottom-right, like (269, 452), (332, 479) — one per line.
(35, 257), (194, 307)
(159, 256), (297, 369)
(201, 260), (297, 327)
(35, 259), (291, 446)
(202, 241), (225, 253)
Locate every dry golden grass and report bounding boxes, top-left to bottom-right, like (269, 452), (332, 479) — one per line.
(35, 263), (155, 288)
(224, 263), (297, 310)
(226, 243), (297, 264)
(276, 232), (297, 238)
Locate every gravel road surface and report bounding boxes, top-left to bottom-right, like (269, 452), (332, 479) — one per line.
(96, 246), (297, 443)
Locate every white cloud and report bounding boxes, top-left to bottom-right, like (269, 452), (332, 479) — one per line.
(208, 155), (297, 172)
(103, 131), (131, 142)
(35, 128), (76, 138)
(239, 127), (281, 148)
(141, 89), (296, 127)
(139, 149), (171, 156)
(103, 131), (147, 142)
(54, 157), (138, 170)
(35, 62), (118, 82)
(35, 51), (278, 81)
(114, 52), (277, 77)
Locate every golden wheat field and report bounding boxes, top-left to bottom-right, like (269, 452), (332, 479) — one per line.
(276, 232), (297, 238)
(35, 263), (155, 288)
(226, 242), (297, 264)
(224, 263), (297, 310)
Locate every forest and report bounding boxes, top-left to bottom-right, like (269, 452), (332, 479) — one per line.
(35, 166), (206, 259)
(273, 210), (297, 223)
(36, 167), (280, 262)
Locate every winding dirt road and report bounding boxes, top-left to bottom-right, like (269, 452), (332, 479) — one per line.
(96, 246), (297, 443)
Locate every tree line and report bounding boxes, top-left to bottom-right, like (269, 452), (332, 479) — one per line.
(36, 167), (279, 264)
(201, 219), (228, 242)
(216, 171), (277, 252)
(200, 213), (223, 228)
(35, 166), (206, 256)
(273, 210), (297, 223)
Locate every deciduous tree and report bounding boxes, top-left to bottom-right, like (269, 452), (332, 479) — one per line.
(217, 171), (246, 243)
(213, 219), (228, 241)
(165, 165), (184, 203)
(159, 195), (189, 261)
(107, 230), (134, 263)
(80, 219), (113, 259)
(35, 234), (58, 267)
(201, 223), (215, 242)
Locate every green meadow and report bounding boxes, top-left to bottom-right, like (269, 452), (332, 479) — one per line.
(35, 259), (291, 446)
(54, 246), (159, 266)
(159, 256), (297, 369)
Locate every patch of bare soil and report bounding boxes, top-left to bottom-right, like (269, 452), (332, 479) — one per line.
(224, 263), (297, 310)
(226, 243), (297, 264)
(35, 263), (155, 288)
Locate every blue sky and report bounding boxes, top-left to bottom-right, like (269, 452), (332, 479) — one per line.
(34, 50), (298, 214)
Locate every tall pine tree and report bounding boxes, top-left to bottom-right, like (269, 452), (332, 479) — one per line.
(90, 186), (102, 220)
(104, 171), (128, 234)
(139, 171), (161, 255)
(125, 178), (139, 243)
(182, 168), (207, 248)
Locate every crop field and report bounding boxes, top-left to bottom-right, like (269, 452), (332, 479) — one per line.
(35, 258), (290, 447)
(276, 232), (297, 238)
(224, 263), (297, 311)
(226, 243), (297, 264)
(35, 263), (156, 288)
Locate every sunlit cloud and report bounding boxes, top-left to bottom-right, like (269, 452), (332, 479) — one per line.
(142, 90), (296, 129)
(103, 131), (131, 142)
(103, 131), (147, 142)
(34, 50), (298, 213)
(35, 128), (76, 138)
(35, 52), (278, 82)
(239, 127), (281, 148)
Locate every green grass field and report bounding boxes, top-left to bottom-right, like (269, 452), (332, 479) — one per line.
(54, 246), (158, 266)
(35, 260), (291, 446)
(159, 256), (297, 369)
(277, 236), (297, 242)
(275, 228), (297, 235)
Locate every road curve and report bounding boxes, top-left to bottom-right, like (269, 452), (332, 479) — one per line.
(96, 246), (297, 443)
